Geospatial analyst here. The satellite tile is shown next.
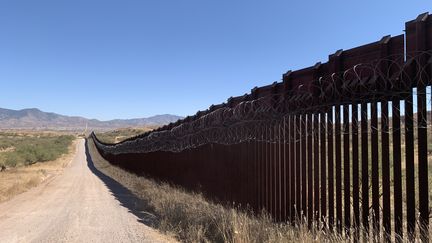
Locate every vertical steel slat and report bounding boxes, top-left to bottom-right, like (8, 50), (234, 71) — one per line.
(225, 140), (229, 202)
(267, 125), (272, 215)
(278, 121), (283, 221)
(228, 140), (234, 202)
(252, 131), (260, 212)
(262, 126), (267, 211)
(328, 107), (334, 229)
(405, 92), (415, 240)
(257, 124), (261, 212)
(301, 114), (307, 220)
(262, 125), (266, 211)
(269, 123), (274, 217)
(307, 113), (313, 226)
(253, 127), (258, 212)
(258, 126), (262, 211)
(283, 117), (288, 222)
(415, 18), (430, 242)
(235, 142), (240, 204)
(236, 142), (241, 204)
(313, 112), (320, 221)
(417, 84), (429, 239)
(392, 98), (402, 241)
(232, 142), (237, 203)
(276, 121), (282, 221)
(269, 124), (273, 215)
(278, 118), (285, 221)
(320, 111), (327, 224)
(280, 119), (284, 220)
(259, 127), (262, 210)
(381, 101), (391, 240)
(272, 122), (277, 219)
(261, 125), (265, 211)
(254, 127), (257, 210)
(244, 132), (248, 207)
(266, 125), (271, 213)
(360, 102), (369, 236)
(343, 104), (351, 233)
(243, 140), (247, 205)
(246, 139), (250, 207)
(286, 117), (291, 221)
(235, 143), (240, 203)
(246, 138), (251, 210)
(352, 104), (359, 230)
(290, 115), (296, 222)
(227, 144), (232, 202)
(246, 139), (251, 208)
(236, 140), (241, 204)
(371, 102), (379, 235)
(286, 115), (294, 222)
(221, 138), (225, 201)
(335, 105), (342, 232)
(296, 115), (301, 220)
(269, 124), (274, 217)
(286, 116), (291, 222)
(239, 140), (244, 205)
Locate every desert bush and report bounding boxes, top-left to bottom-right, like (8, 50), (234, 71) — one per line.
(0, 134), (74, 167)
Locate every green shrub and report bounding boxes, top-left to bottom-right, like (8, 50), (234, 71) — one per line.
(4, 153), (21, 167)
(0, 134), (74, 167)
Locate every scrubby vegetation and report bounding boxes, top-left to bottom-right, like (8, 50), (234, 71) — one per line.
(0, 132), (74, 168)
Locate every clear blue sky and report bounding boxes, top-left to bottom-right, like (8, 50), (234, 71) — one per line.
(0, 1), (430, 121)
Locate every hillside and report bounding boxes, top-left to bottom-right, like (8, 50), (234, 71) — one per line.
(0, 108), (182, 131)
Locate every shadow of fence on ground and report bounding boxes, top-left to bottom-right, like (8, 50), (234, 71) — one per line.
(84, 140), (157, 227)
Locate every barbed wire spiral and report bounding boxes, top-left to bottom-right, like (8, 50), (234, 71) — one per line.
(94, 51), (432, 156)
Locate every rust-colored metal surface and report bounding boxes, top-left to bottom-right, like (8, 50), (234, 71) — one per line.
(92, 13), (432, 241)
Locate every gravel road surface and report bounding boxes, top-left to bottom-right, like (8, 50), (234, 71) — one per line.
(0, 139), (175, 243)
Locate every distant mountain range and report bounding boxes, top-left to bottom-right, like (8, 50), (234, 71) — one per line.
(0, 108), (183, 131)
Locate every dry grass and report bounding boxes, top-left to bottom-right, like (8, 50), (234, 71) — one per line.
(0, 139), (78, 203)
(87, 138), (350, 243)
(95, 127), (157, 144)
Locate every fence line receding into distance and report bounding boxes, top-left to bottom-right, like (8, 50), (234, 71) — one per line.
(92, 13), (432, 241)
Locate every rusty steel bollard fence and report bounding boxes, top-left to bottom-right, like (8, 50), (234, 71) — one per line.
(92, 13), (432, 242)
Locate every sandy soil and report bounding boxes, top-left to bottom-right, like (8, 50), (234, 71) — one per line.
(0, 139), (176, 243)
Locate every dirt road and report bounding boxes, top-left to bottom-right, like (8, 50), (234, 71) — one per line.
(0, 139), (174, 243)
